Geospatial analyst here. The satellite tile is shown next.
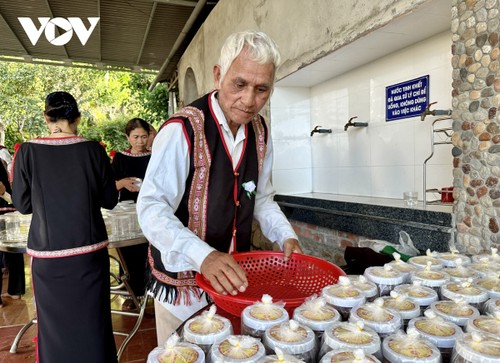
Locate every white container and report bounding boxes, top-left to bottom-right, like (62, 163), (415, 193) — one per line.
(381, 291), (420, 329)
(210, 335), (266, 363)
(183, 305), (233, 355)
(319, 321), (381, 360)
(292, 295), (341, 341)
(443, 258), (481, 283)
(468, 259), (500, 278)
(322, 276), (366, 320)
(319, 348), (381, 363)
(394, 281), (438, 313)
(484, 297), (500, 314)
(382, 329), (441, 363)
(241, 295), (289, 340)
(440, 279), (489, 311)
(363, 264), (405, 297)
(452, 332), (500, 363)
(476, 275), (500, 299)
(471, 248), (500, 264)
(428, 299), (480, 328)
(257, 347), (305, 362)
(147, 334), (205, 363)
(408, 310), (463, 363)
(262, 320), (317, 363)
(437, 250), (471, 267)
(409, 250), (444, 270)
(386, 253), (418, 283)
(347, 275), (379, 302)
(349, 298), (402, 339)
(410, 264), (450, 296)
(466, 310), (500, 337)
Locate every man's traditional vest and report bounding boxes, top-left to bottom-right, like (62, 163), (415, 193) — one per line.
(146, 93), (268, 304)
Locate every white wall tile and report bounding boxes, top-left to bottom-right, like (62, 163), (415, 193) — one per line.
(273, 168), (312, 194)
(273, 139), (311, 170)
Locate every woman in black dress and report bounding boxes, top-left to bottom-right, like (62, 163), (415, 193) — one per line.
(12, 91), (118, 363)
(111, 118), (151, 309)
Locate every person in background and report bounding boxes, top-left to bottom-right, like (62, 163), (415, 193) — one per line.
(111, 118), (151, 310)
(12, 91), (118, 362)
(137, 30), (303, 344)
(0, 160), (24, 308)
(0, 146), (12, 178)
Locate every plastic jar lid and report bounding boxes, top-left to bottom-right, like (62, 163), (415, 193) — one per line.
(440, 281), (489, 304)
(210, 335), (266, 363)
(468, 261), (500, 277)
(394, 283), (438, 307)
(484, 297), (500, 314)
(454, 332), (500, 363)
(263, 320), (316, 355)
(408, 313), (463, 348)
(382, 330), (441, 363)
(241, 302), (289, 331)
(443, 266), (481, 282)
(429, 300), (480, 327)
(411, 269), (449, 287)
(408, 255), (443, 270)
(363, 265), (405, 285)
(147, 335), (206, 363)
(322, 321), (381, 355)
(437, 253), (471, 267)
(347, 275), (379, 299)
(293, 302), (341, 332)
(387, 260), (418, 274)
(381, 293), (420, 320)
(319, 348), (382, 363)
(476, 276), (500, 298)
(183, 311), (233, 345)
(466, 313), (500, 336)
(349, 299), (402, 334)
(322, 284), (366, 308)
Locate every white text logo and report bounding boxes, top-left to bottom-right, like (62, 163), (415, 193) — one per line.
(18, 17), (100, 46)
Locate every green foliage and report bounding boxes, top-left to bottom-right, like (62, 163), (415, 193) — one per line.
(0, 61), (172, 154)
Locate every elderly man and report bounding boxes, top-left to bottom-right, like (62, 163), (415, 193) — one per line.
(137, 30), (302, 344)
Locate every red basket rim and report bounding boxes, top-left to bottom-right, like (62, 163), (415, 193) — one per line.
(195, 251), (345, 306)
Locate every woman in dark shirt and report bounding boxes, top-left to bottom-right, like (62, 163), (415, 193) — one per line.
(12, 91), (118, 363)
(111, 118), (151, 309)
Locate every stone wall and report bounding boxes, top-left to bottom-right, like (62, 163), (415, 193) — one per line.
(452, 0), (500, 254)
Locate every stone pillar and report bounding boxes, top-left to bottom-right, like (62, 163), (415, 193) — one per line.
(451, 0), (500, 254)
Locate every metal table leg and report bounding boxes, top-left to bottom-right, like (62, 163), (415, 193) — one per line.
(9, 318), (37, 353)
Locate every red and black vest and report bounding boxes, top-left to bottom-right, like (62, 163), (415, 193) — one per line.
(147, 92), (268, 304)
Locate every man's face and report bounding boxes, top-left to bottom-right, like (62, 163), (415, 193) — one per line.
(214, 50), (274, 131)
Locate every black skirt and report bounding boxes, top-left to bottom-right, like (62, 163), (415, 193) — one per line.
(31, 247), (117, 363)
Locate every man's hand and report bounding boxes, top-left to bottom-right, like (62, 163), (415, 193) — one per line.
(283, 238), (302, 261)
(200, 251), (248, 296)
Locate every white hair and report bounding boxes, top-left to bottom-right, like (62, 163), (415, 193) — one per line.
(217, 30), (281, 87)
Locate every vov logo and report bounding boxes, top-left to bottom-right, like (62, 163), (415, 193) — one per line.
(18, 17), (100, 46)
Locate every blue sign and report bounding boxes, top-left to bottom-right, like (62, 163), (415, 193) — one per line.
(386, 75), (429, 121)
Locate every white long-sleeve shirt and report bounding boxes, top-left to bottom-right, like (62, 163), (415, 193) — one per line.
(136, 93), (297, 274)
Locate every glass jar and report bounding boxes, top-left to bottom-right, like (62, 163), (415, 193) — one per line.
(381, 291), (420, 329)
(349, 298), (402, 339)
(386, 252), (418, 283)
(466, 311), (500, 337)
(347, 275), (379, 302)
(382, 329), (441, 363)
(322, 276), (366, 321)
(241, 295), (289, 340)
(363, 265), (405, 297)
(210, 335), (266, 363)
(410, 264), (450, 297)
(428, 299), (480, 328)
(452, 332), (500, 363)
(394, 281), (438, 314)
(440, 279), (489, 312)
(147, 333), (205, 363)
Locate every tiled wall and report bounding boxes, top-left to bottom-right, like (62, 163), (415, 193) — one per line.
(271, 31), (454, 201)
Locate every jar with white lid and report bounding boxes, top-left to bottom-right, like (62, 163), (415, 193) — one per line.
(468, 258), (500, 278)
(408, 310), (463, 363)
(437, 249), (471, 267)
(428, 298), (480, 328)
(386, 252), (418, 283)
(466, 310), (500, 337)
(410, 261), (450, 297)
(147, 333), (205, 363)
(349, 298), (402, 339)
(241, 294), (289, 340)
(484, 297), (500, 314)
(209, 335), (266, 363)
(347, 275), (379, 302)
(394, 281), (438, 313)
(408, 249), (444, 270)
(182, 305), (233, 356)
(451, 332), (500, 363)
(262, 319), (317, 363)
(319, 348), (381, 363)
(381, 291), (420, 329)
(440, 279), (489, 311)
(322, 276), (366, 320)
(471, 248), (500, 264)
(382, 329), (441, 363)
(293, 295), (341, 342)
(476, 274), (500, 299)
(318, 321), (381, 360)
(363, 264), (405, 297)
(257, 347), (305, 363)
(443, 258), (481, 283)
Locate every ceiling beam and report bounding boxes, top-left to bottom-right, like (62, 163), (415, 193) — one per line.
(43, 0), (70, 59)
(149, 0), (206, 90)
(136, 2), (157, 65)
(0, 12), (30, 54)
(152, 0), (197, 7)
(97, 0), (102, 61)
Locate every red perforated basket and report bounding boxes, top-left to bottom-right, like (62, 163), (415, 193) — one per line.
(195, 251), (346, 316)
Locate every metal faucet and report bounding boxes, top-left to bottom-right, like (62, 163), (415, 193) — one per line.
(344, 116), (368, 131)
(420, 102), (452, 121)
(310, 125), (332, 136)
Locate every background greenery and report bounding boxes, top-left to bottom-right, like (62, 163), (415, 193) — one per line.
(0, 61), (171, 154)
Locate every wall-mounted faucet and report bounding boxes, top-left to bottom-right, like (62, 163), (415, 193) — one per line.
(310, 125), (332, 136)
(344, 116), (368, 131)
(420, 102), (452, 121)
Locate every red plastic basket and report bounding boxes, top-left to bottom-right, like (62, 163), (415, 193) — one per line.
(195, 251), (346, 316)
